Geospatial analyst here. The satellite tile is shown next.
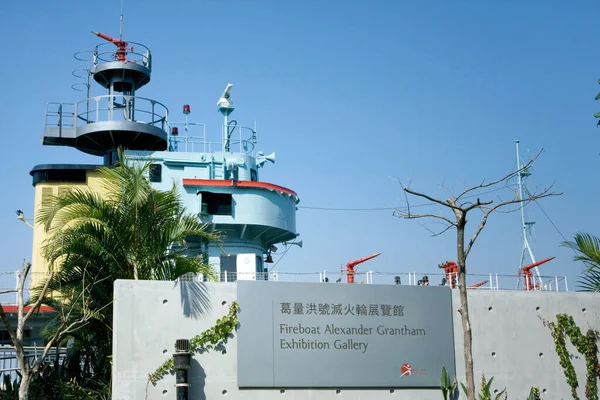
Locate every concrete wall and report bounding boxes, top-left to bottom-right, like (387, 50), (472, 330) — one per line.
(112, 280), (600, 400)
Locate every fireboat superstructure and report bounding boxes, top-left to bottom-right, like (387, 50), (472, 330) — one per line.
(30, 31), (299, 282)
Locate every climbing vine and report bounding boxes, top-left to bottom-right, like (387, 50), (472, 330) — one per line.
(543, 313), (600, 400)
(148, 301), (239, 385)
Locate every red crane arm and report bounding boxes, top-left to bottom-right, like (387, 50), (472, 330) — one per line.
(91, 31), (127, 46)
(522, 257), (555, 273)
(468, 280), (488, 289)
(91, 31), (130, 62)
(345, 252), (382, 284)
(346, 252), (382, 270)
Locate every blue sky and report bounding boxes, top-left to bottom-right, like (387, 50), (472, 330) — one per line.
(0, 1), (599, 292)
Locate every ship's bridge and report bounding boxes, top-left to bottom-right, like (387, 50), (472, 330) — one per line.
(125, 108), (299, 278)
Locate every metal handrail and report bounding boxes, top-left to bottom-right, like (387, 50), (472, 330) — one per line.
(198, 270), (570, 291)
(225, 125), (257, 154)
(92, 41), (152, 70)
(166, 123), (257, 155)
(44, 102), (76, 135)
(73, 95), (168, 129)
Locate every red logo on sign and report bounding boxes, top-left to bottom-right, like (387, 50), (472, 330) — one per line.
(400, 363), (412, 377)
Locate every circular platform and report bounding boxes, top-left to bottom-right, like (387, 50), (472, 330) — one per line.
(92, 62), (151, 92)
(75, 120), (167, 156)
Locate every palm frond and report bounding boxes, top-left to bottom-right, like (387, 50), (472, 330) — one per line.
(562, 232), (600, 291)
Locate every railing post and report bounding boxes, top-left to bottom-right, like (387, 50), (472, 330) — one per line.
(72, 102), (78, 127)
(57, 104), (63, 136)
(224, 270), (228, 283)
(564, 276), (568, 292)
(323, 270), (327, 283)
(489, 273), (493, 290)
(151, 101), (155, 125)
(555, 276), (559, 292)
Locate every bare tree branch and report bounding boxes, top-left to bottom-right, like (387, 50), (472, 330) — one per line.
(0, 258), (116, 391)
(464, 188), (561, 258)
(401, 180), (412, 216)
(23, 268), (54, 325)
(393, 148), (560, 400)
(428, 223), (456, 237)
(455, 149), (544, 201)
(29, 273), (113, 375)
(403, 187), (461, 210)
(440, 181), (455, 198)
(463, 199), (493, 212)
(392, 210), (457, 227)
(0, 305), (17, 349)
(411, 219), (455, 237)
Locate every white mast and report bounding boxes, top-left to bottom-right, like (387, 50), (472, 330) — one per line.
(515, 140), (541, 283)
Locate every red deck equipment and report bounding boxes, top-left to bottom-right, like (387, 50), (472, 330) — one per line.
(519, 257), (555, 290)
(91, 31), (132, 62)
(346, 252), (382, 283)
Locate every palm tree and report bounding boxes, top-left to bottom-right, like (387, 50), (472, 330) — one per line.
(562, 232), (600, 291)
(32, 151), (220, 382)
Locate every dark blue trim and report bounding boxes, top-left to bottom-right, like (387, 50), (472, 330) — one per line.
(30, 164), (102, 186)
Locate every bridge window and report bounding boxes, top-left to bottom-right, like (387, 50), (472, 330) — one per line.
(149, 164), (162, 183)
(250, 169), (257, 182)
(199, 191), (232, 216)
(220, 254), (237, 281)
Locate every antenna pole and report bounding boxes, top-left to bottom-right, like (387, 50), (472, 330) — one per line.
(86, 68), (91, 123)
(223, 114), (229, 152)
(515, 140), (540, 281)
(119, 0), (124, 40)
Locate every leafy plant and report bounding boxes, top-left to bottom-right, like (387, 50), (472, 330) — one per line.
(562, 233), (600, 292)
(543, 313), (599, 400)
(0, 374), (19, 399)
(441, 366), (460, 400)
(442, 368), (549, 400)
(27, 149), (222, 390)
(469, 373), (506, 400)
(526, 387), (541, 400)
(148, 301), (239, 384)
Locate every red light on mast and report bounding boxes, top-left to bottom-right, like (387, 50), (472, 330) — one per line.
(183, 105), (191, 115)
(171, 127), (179, 136)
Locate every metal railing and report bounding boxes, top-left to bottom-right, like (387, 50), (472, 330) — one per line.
(176, 270), (570, 291)
(166, 122), (257, 156)
(45, 95), (169, 136)
(0, 271), (49, 305)
(45, 102), (76, 136)
(0, 346), (67, 385)
(75, 95), (168, 128)
(9, 270), (568, 292)
(75, 41), (152, 71)
(93, 41), (152, 70)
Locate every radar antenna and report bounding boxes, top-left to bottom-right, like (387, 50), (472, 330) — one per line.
(217, 84), (235, 152)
